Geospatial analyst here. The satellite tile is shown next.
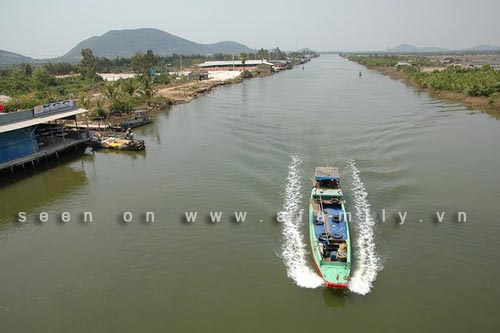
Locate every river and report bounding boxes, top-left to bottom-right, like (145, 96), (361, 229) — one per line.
(1, 55), (499, 332)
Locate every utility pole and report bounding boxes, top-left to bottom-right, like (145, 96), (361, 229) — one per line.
(180, 54), (183, 71)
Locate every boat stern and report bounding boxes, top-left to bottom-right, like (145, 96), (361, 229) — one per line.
(320, 263), (350, 289)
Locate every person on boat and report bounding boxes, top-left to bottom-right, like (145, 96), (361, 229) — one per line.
(315, 213), (325, 225)
(318, 242), (325, 256)
(125, 127), (134, 140)
(336, 243), (347, 262)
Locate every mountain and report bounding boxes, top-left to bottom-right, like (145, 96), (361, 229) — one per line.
(387, 44), (449, 53)
(0, 50), (38, 66)
(386, 43), (500, 53)
(464, 44), (500, 52)
(60, 28), (254, 61)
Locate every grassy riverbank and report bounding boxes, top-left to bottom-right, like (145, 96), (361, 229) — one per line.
(347, 55), (500, 116)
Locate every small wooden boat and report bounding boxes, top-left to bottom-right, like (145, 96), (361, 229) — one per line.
(309, 167), (351, 288)
(116, 110), (152, 130)
(88, 129), (146, 151)
(100, 137), (145, 150)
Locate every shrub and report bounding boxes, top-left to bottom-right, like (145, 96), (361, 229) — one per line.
(109, 100), (133, 115)
(240, 70), (253, 79)
(4, 95), (44, 112)
(153, 73), (172, 85)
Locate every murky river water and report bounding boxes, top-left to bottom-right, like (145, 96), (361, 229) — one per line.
(1, 55), (499, 332)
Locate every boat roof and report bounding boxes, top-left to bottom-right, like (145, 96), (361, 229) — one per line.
(315, 167), (340, 180)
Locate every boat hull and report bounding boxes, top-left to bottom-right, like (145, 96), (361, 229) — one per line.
(310, 253), (349, 289)
(309, 185), (351, 289)
(100, 137), (146, 151)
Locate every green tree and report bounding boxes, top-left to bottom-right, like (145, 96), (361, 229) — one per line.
(132, 50), (157, 76)
(131, 52), (146, 75)
(120, 79), (138, 96)
(32, 66), (55, 89)
(271, 47), (286, 60)
(78, 93), (91, 110)
(145, 49), (157, 71)
(80, 48), (98, 80)
(256, 48), (268, 60)
(95, 96), (106, 117)
(20, 63), (33, 77)
(138, 76), (156, 106)
(103, 82), (122, 104)
(103, 82), (130, 115)
(109, 100), (132, 115)
(240, 52), (248, 66)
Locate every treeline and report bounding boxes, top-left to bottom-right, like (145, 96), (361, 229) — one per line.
(95, 46), (311, 72)
(347, 54), (437, 68)
(0, 47), (319, 114)
(347, 55), (500, 98)
(2, 46), (317, 77)
(0, 68), (104, 111)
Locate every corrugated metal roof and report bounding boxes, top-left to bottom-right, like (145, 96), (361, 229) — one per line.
(315, 167), (340, 179)
(0, 108), (88, 134)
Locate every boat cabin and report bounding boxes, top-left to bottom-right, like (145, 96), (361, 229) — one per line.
(119, 110), (152, 130)
(313, 166), (343, 198)
(314, 166), (340, 187)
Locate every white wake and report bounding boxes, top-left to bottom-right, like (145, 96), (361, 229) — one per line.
(280, 156), (324, 288)
(347, 160), (382, 295)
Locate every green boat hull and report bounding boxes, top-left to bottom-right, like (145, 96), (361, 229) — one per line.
(309, 168), (351, 289)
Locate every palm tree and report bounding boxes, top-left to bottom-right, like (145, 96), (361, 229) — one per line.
(121, 79), (138, 96)
(103, 82), (127, 116)
(103, 82), (121, 104)
(138, 77), (156, 106)
(256, 48), (268, 61)
(94, 97), (106, 117)
(78, 93), (91, 110)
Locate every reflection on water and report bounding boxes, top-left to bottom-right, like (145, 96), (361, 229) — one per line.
(0, 157), (91, 227)
(0, 147), (89, 188)
(93, 148), (147, 160)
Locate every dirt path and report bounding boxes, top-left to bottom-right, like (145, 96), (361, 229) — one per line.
(157, 80), (230, 104)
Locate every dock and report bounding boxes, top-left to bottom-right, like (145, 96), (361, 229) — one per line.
(0, 100), (91, 175)
(0, 138), (87, 173)
(64, 122), (114, 131)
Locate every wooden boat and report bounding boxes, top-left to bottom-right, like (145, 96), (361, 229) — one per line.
(116, 110), (152, 131)
(309, 167), (351, 288)
(100, 137), (145, 150)
(88, 129), (146, 151)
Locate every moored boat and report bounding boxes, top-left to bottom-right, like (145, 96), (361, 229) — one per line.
(100, 137), (145, 150)
(88, 130), (146, 151)
(309, 167), (351, 288)
(117, 110), (152, 130)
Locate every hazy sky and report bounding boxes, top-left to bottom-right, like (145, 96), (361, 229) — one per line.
(1, 0), (499, 58)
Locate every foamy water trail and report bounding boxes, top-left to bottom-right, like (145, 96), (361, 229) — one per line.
(280, 156), (324, 288)
(347, 160), (382, 295)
